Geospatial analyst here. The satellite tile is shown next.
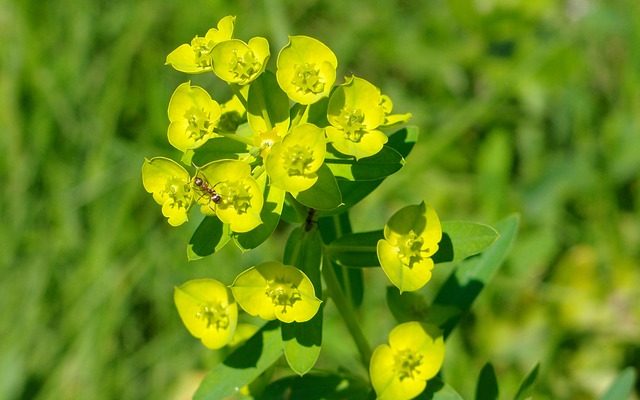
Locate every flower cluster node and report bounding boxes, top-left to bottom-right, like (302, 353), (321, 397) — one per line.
(394, 348), (424, 381)
(190, 37), (214, 68)
(291, 63), (325, 94)
(196, 303), (230, 330)
(186, 106), (215, 140)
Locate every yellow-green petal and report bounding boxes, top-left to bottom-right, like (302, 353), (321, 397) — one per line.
(141, 157), (192, 226)
(167, 82), (222, 152)
(325, 126), (387, 160)
(377, 239), (434, 292)
(387, 322), (445, 381)
(266, 123), (326, 194)
(276, 36), (337, 104)
(370, 344), (426, 400)
(195, 160), (263, 232)
(174, 279), (238, 350)
(165, 15), (235, 73)
(231, 262), (321, 323)
(211, 38), (270, 85)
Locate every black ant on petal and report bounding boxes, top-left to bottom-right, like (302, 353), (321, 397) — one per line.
(193, 176), (222, 206)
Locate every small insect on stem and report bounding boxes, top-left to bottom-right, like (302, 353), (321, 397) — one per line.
(193, 176), (222, 207)
(304, 208), (316, 232)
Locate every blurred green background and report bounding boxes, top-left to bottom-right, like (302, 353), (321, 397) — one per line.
(1, 0), (638, 398)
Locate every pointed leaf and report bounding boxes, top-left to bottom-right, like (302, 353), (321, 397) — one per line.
(187, 217), (232, 260)
(600, 367), (636, 400)
(326, 145), (404, 181)
(514, 363), (539, 400)
(433, 221), (499, 264)
(260, 372), (371, 400)
(282, 227), (323, 375)
(476, 363), (499, 400)
(247, 71), (290, 136)
(419, 378), (465, 399)
(433, 214), (520, 338)
(194, 321), (282, 400)
(295, 163), (342, 210)
(234, 174), (285, 250)
(191, 137), (249, 165)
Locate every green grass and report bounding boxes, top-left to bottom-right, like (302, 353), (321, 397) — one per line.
(1, 0), (638, 398)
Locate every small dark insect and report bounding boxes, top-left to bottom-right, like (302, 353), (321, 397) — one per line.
(193, 176), (222, 205)
(304, 208), (316, 231)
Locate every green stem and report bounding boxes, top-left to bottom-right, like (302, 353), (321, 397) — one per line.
(218, 132), (254, 146)
(290, 103), (309, 127)
(322, 249), (372, 368)
(230, 84), (249, 110)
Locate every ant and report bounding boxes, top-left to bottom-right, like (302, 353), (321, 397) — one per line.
(193, 176), (222, 207)
(304, 208), (316, 231)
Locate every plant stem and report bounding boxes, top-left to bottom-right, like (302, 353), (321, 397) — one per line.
(322, 250), (372, 368)
(218, 132), (254, 146)
(229, 84), (249, 110)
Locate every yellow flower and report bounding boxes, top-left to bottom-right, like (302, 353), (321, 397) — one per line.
(166, 15), (235, 73)
(370, 322), (445, 400)
(211, 37), (270, 85)
(174, 279), (238, 349)
(141, 157), (192, 226)
(377, 202), (442, 292)
(230, 261), (321, 323)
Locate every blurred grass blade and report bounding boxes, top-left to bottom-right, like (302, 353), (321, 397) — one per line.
(513, 363), (539, 400)
(599, 367), (636, 400)
(194, 321), (282, 400)
(476, 363), (499, 400)
(187, 216), (232, 260)
(433, 214), (519, 338)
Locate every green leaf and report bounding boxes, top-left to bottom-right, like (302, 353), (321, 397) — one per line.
(295, 163), (342, 210)
(325, 230), (382, 267)
(258, 372), (370, 400)
(191, 137), (249, 166)
(194, 321), (282, 400)
(386, 287), (461, 326)
(433, 221), (499, 264)
(187, 216), (232, 260)
(476, 363), (499, 400)
(326, 221), (498, 268)
(417, 378), (465, 399)
(433, 214), (520, 338)
(320, 126), (418, 215)
(326, 145), (405, 181)
(281, 228), (323, 375)
(600, 367), (636, 400)
(514, 363), (539, 400)
(234, 174), (285, 250)
(247, 70), (290, 135)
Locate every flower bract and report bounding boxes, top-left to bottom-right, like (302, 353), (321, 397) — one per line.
(326, 76), (388, 159)
(167, 82), (222, 152)
(276, 36), (337, 105)
(195, 160), (263, 232)
(211, 37), (270, 85)
(370, 322), (445, 400)
(230, 261), (321, 323)
(166, 15), (235, 73)
(141, 157), (192, 226)
(266, 123), (326, 195)
(380, 94), (412, 127)
(377, 202), (442, 292)
(174, 279), (238, 349)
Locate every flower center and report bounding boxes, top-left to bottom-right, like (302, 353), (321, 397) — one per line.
(291, 63), (325, 94)
(163, 178), (191, 210)
(394, 348), (424, 381)
(216, 180), (253, 214)
(265, 279), (302, 314)
(338, 107), (367, 142)
(190, 36), (214, 69)
(397, 231), (428, 268)
(229, 49), (260, 81)
(283, 144), (315, 176)
(196, 303), (230, 331)
(185, 106), (215, 141)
